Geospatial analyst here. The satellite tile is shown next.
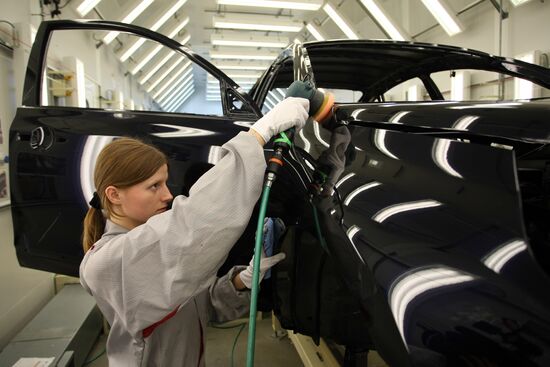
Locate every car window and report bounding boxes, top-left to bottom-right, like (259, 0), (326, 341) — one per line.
(261, 88), (286, 114)
(382, 78), (427, 101)
(430, 69), (550, 101)
(41, 29), (223, 115)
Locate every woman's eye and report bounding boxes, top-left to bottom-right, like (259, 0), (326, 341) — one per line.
(150, 184), (159, 190)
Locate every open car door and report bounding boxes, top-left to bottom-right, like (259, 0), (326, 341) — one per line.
(10, 20), (261, 276)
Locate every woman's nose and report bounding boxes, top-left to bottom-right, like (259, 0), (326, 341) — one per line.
(162, 185), (174, 202)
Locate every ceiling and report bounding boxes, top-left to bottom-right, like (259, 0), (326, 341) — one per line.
(66, 0), (509, 109)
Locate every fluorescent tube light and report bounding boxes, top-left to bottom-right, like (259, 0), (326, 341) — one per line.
(358, 0), (409, 41)
(103, 0), (154, 45)
(306, 23), (325, 41)
(420, 0), (463, 36)
(323, 3), (359, 39)
(166, 87), (194, 111)
(210, 49), (279, 60)
(213, 15), (303, 32)
(130, 18), (189, 74)
(216, 0), (322, 10)
(212, 61), (270, 70)
(154, 66), (193, 99)
(146, 57), (185, 92)
(76, 0), (102, 16)
(162, 81), (194, 108)
(120, 0), (188, 61)
(157, 71), (194, 104)
(162, 80), (194, 108)
(211, 33), (288, 48)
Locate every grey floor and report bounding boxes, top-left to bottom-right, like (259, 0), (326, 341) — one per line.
(84, 317), (303, 366)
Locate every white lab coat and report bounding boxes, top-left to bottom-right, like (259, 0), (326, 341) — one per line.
(80, 132), (266, 366)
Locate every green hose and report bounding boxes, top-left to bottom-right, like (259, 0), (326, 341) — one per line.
(246, 182), (272, 367)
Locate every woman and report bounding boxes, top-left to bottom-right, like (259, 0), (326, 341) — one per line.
(79, 97), (309, 366)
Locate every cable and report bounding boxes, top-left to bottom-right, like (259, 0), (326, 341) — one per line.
(211, 322), (247, 367)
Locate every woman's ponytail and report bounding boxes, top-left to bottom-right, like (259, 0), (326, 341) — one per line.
(82, 206), (106, 253)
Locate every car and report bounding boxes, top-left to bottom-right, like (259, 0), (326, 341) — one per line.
(10, 20), (550, 366)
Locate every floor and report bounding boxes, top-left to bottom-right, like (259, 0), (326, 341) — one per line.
(84, 317), (304, 366)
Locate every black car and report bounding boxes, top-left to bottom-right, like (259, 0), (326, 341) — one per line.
(10, 20), (550, 366)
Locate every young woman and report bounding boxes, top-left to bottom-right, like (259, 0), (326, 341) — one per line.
(79, 97), (309, 366)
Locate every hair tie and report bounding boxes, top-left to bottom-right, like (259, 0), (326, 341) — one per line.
(89, 192), (102, 210)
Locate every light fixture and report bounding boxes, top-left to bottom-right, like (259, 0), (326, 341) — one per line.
(420, 0), (463, 36)
(140, 52), (176, 84)
(210, 48), (279, 60)
(165, 86), (194, 111)
(212, 61), (270, 71)
(216, 0), (322, 10)
(103, 0), (154, 45)
(373, 200), (442, 223)
(323, 3), (359, 39)
(358, 0), (409, 41)
(120, 0), (189, 61)
(153, 65), (193, 99)
(213, 14), (303, 32)
(157, 71), (194, 104)
(166, 87), (194, 111)
(306, 23), (325, 41)
(162, 81), (194, 108)
(130, 18), (190, 74)
(146, 57), (185, 92)
(211, 33), (288, 48)
(76, 0), (103, 16)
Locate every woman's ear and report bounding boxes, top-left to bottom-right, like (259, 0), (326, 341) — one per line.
(105, 186), (122, 205)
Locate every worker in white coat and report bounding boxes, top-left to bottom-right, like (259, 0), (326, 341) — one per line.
(79, 97), (309, 366)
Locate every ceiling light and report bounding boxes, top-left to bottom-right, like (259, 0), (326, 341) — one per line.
(120, 0), (188, 61)
(166, 87), (194, 111)
(216, 0), (322, 10)
(76, 0), (102, 16)
(103, 0), (154, 45)
(358, 0), (409, 41)
(153, 66), (193, 99)
(136, 38), (190, 83)
(211, 33), (288, 48)
(158, 72), (194, 104)
(212, 61), (270, 70)
(162, 80), (194, 108)
(323, 3), (359, 39)
(130, 18), (189, 74)
(146, 57), (185, 92)
(306, 23), (325, 41)
(213, 14), (303, 32)
(210, 48), (279, 60)
(420, 0), (463, 36)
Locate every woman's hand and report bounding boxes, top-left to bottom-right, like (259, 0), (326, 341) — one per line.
(233, 251), (286, 290)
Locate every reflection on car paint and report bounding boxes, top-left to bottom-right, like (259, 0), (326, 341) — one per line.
(150, 123), (217, 138)
(374, 129), (399, 160)
(334, 171), (355, 189)
(389, 266), (476, 348)
(313, 122), (329, 147)
(372, 199), (443, 223)
(343, 181), (381, 206)
(483, 239), (528, 274)
(80, 135), (116, 206)
(297, 129), (311, 152)
(345, 225), (366, 265)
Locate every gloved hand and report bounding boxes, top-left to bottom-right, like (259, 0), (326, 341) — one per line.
(250, 97), (309, 144)
(239, 250), (286, 289)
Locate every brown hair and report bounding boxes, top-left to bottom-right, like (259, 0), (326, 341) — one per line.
(82, 137), (167, 253)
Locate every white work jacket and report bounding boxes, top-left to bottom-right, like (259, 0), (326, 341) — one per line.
(80, 132), (266, 366)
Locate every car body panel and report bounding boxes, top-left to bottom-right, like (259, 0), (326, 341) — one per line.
(10, 21), (550, 366)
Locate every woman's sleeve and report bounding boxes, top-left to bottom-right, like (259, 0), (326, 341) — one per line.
(208, 266), (251, 323)
(82, 132), (266, 337)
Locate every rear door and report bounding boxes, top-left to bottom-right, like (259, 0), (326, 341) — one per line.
(10, 20), (261, 276)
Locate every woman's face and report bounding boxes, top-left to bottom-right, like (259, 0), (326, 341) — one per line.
(115, 164), (173, 228)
